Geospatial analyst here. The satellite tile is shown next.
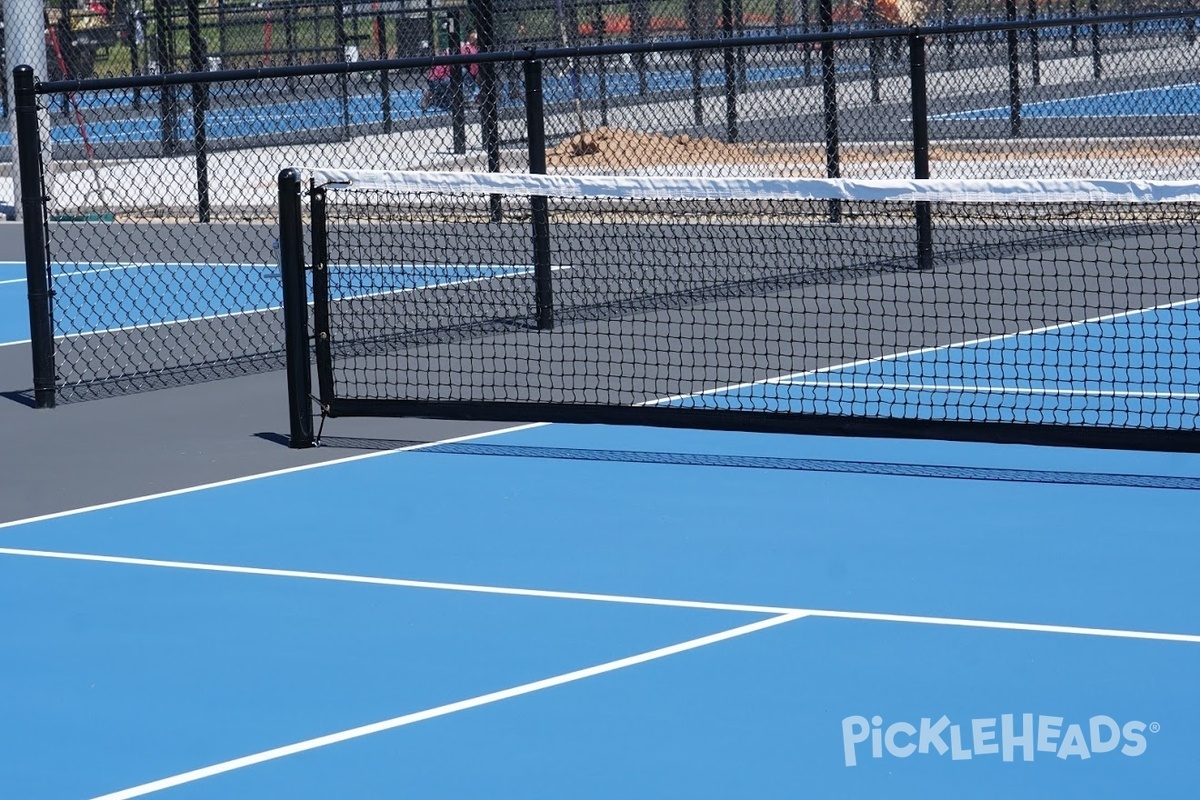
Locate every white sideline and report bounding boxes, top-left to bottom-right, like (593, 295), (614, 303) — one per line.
(0, 423), (547, 530)
(88, 613), (805, 800)
(2, 546), (1198, 644)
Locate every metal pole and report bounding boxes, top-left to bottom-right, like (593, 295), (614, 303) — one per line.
(187, 0), (210, 222)
(1028, 0), (1040, 86)
(867, 0), (882, 104)
(687, 0), (703, 126)
(595, 3), (609, 126)
(469, 0), (501, 220)
(376, 10), (392, 133)
(278, 168), (313, 447)
(127, 3), (144, 107)
(335, 0), (350, 136)
(15, 67), (56, 408)
(155, 0), (181, 155)
(1069, 0), (1078, 53)
(819, 0), (840, 222)
(721, 0), (737, 142)
(446, 13), (466, 154)
(1090, 0), (1102, 78)
(525, 59), (553, 331)
(944, 0), (956, 68)
(1005, 0), (1021, 137)
(909, 35), (932, 271)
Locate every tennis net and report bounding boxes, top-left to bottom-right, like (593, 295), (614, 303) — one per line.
(279, 169), (1200, 451)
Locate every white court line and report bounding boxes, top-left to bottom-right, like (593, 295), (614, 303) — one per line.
(0, 277), (23, 286)
(52, 262), (277, 280)
(1, 260), (523, 343)
(777, 379), (1200, 400)
(2, 546), (1197, 644)
(45, 262), (539, 341)
(0, 422), (547, 531)
(88, 612), (804, 800)
(649, 296), (1200, 406)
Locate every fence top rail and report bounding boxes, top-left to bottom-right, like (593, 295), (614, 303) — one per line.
(24, 7), (1200, 96)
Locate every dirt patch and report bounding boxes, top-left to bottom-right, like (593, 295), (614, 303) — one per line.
(544, 127), (808, 170)
(543, 126), (1200, 175)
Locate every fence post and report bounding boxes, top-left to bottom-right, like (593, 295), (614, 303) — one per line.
(469, 0), (502, 221)
(595, 3), (610, 126)
(909, 34), (933, 271)
(154, 0), (180, 155)
(187, 0), (210, 223)
(376, 9), (392, 133)
(1005, 0), (1022, 137)
(866, 0), (882, 104)
(721, 0), (738, 142)
(819, 0), (841, 222)
(335, 0), (350, 137)
(1028, 0), (1041, 85)
(1089, 0), (1102, 78)
(445, 11), (466, 155)
(524, 59), (553, 331)
(15, 66), (55, 409)
(279, 168), (313, 447)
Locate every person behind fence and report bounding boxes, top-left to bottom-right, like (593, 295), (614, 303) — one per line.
(461, 30), (481, 102)
(421, 32), (481, 111)
(421, 55), (453, 111)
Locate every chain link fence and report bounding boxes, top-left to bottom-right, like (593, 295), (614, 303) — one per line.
(14, 7), (1200, 403)
(3, 0), (1195, 82)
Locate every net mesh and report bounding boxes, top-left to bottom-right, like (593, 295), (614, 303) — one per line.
(303, 170), (1200, 440)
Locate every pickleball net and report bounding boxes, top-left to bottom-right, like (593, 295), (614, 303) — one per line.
(279, 168), (1200, 451)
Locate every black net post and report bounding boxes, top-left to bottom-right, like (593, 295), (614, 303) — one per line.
(279, 168), (313, 447)
(310, 185), (335, 408)
(15, 66), (56, 409)
(524, 59), (554, 331)
(909, 34), (933, 271)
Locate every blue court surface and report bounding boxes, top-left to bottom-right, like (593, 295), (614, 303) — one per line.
(2, 418), (1199, 798)
(0, 262), (30, 343)
(0, 262), (530, 343)
(3, 63), (818, 149)
(934, 83), (1200, 121)
(3, 251), (1200, 797)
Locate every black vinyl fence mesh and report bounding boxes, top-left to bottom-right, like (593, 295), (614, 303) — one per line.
(15, 7), (1200, 403)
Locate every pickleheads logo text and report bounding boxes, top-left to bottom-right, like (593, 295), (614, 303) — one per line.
(842, 714), (1157, 767)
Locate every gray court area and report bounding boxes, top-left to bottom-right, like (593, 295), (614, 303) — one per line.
(0, 218), (509, 524)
